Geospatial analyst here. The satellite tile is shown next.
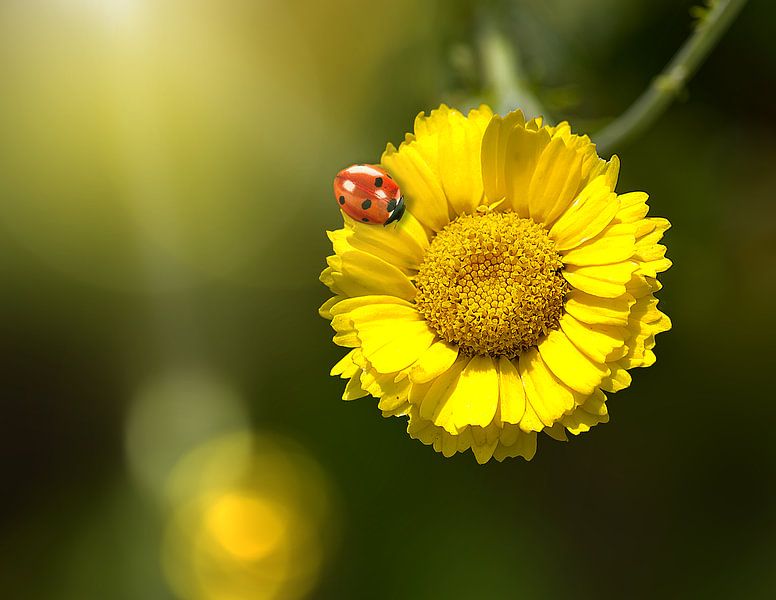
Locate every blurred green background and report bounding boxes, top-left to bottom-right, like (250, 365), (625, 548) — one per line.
(0, 0), (774, 598)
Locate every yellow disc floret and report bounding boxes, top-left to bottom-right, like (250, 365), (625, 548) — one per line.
(415, 211), (567, 357)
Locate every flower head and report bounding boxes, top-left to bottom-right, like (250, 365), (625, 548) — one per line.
(320, 105), (671, 463)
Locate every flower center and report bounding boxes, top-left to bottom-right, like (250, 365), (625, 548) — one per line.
(415, 211), (567, 358)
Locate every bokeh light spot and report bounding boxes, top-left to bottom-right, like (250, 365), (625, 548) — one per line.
(161, 432), (338, 600)
(206, 494), (287, 562)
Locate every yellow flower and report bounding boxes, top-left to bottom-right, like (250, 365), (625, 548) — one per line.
(320, 105), (671, 463)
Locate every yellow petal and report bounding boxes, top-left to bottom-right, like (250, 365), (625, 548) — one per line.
(561, 223), (636, 266)
(481, 422), (501, 445)
(493, 428), (537, 461)
(330, 251), (417, 300)
(356, 318), (437, 373)
(503, 126), (552, 216)
(634, 219), (657, 238)
(628, 294), (663, 324)
(496, 356), (525, 424)
(382, 105), (493, 230)
(620, 351), (655, 370)
(406, 406), (434, 441)
(549, 176), (619, 250)
(563, 261), (637, 298)
(437, 106), (492, 216)
(359, 362), (411, 403)
(633, 218), (671, 277)
(518, 401), (545, 433)
(329, 294), (413, 317)
(469, 427), (499, 464)
(617, 294), (671, 371)
(600, 364), (632, 392)
(332, 330), (359, 348)
(344, 302), (421, 326)
(330, 350), (359, 378)
(559, 313), (627, 363)
(615, 191), (649, 224)
(337, 212), (429, 272)
(455, 426), (474, 452)
(408, 380), (431, 407)
(527, 136), (584, 226)
(543, 423), (568, 441)
(580, 388), (608, 416)
(419, 356), (468, 425)
(548, 124), (617, 191)
(481, 109), (526, 203)
(343, 374), (369, 400)
(564, 290), (635, 326)
(437, 431), (459, 458)
(626, 273), (660, 299)
(634, 218), (670, 258)
(537, 329), (609, 394)
(377, 391), (409, 412)
(433, 355), (500, 432)
(409, 340), (460, 384)
(586, 154), (620, 188)
(318, 266), (338, 294)
(604, 155), (621, 189)
(381, 403), (411, 418)
(332, 310), (414, 346)
(526, 116), (543, 130)
(548, 121), (572, 139)
(561, 389), (609, 434)
(499, 423), (521, 447)
(518, 348), (577, 426)
(381, 141), (449, 232)
(318, 296), (344, 320)
(638, 257), (672, 278)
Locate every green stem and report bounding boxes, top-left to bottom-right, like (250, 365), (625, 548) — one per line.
(595, 0), (748, 154)
(477, 17), (548, 120)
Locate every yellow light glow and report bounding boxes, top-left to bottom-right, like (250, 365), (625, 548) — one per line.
(206, 494), (287, 562)
(161, 432), (337, 600)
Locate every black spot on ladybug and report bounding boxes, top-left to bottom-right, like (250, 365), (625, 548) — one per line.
(362, 217), (369, 222)
(374, 177), (383, 187)
(387, 199), (397, 212)
(361, 199), (372, 209)
(338, 196), (345, 205)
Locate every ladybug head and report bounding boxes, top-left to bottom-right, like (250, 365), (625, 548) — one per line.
(384, 196), (405, 226)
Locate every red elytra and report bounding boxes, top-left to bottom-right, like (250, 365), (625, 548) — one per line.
(333, 164), (405, 225)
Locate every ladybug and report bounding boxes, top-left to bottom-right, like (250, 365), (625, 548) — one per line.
(333, 164), (405, 226)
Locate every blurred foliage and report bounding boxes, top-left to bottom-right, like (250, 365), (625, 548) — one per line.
(0, 0), (774, 599)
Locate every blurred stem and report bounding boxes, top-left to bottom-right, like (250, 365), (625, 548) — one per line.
(477, 16), (548, 119)
(595, 0), (748, 153)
